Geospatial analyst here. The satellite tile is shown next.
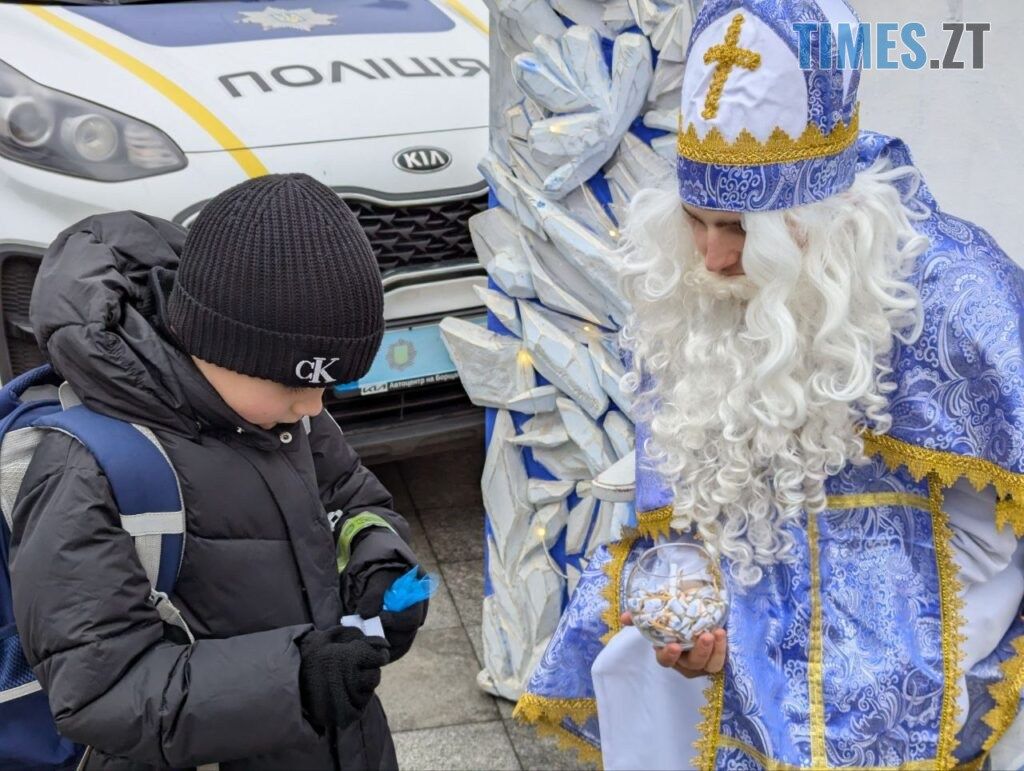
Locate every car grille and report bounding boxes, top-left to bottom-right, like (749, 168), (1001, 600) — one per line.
(347, 194), (488, 274)
(0, 253), (46, 381)
(326, 379), (473, 430)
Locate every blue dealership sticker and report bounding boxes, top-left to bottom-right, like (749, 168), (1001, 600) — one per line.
(71, 0), (455, 47)
(335, 318), (483, 397)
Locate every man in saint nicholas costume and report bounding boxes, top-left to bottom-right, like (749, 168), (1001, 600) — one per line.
(515, 1), (1024, 769)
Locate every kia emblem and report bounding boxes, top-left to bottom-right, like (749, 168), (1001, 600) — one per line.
(394, 147), (452, 173)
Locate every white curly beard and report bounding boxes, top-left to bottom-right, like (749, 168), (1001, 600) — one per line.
(619, 160), (929, 585)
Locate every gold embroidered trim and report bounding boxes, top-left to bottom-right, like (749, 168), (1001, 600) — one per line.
(599, 535), (634, 645)
(717, 736), (947, 771)
(513, 693), (597, 725)
(513, 693), (602, 768)
(864, 431), (1024, 535)
(693, 671), (725, 771)
(826, 492), (932, 512)
(807, 511), (828, 768)
(635, 505), (673, 540)
(701, 13), (761, 120)
(928, 474), (968, 768)
(981, 634), (1024, 753)
(995, 496), (1024, 535)
(677, 106), (859, 166)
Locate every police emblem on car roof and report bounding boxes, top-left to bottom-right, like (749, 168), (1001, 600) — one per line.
(239, 6), (338, 32)
(394, 147), (452, 174)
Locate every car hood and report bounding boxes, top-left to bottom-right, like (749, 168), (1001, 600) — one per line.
(0, 0), (489, 152)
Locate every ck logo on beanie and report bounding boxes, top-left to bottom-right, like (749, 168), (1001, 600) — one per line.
(295, 357), (340, 384)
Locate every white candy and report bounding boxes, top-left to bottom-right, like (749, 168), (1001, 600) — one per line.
(628, 576), (727, 649)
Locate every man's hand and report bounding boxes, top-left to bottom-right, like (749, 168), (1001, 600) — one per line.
(620, 612), (727, 678)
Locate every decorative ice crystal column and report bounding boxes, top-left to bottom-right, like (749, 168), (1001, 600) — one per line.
(440, 0), (698, 700)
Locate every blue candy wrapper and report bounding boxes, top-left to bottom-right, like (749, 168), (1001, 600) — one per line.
(383, 566), (438, 612)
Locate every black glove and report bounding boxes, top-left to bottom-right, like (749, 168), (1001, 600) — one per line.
(356, 566), (429, 663)
(298, 626), (390, 730)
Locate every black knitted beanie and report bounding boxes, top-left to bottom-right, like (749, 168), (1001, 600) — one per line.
(168, 173), (384, 388)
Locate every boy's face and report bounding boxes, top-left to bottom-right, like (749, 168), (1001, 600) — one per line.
(192, 357), (325, 430)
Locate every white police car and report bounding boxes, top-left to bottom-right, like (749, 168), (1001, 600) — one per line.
(0, 0), (491, 460)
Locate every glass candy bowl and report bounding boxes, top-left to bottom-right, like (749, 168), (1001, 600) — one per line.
(625, 542), (729, 649)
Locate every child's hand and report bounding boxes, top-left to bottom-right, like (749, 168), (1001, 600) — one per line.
(297, 626), (390, 729)
(620, 612), (727, 678)
(356, 567), (428, 662)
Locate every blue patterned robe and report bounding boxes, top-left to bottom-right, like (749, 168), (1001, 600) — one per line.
(516, 132), (1024, 770)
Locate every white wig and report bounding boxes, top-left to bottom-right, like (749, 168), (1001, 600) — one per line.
(619, 159), (929, 585)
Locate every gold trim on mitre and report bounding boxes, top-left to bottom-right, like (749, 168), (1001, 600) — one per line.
(677, 106), (860, 166)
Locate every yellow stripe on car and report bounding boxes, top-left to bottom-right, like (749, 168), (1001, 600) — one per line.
(23, 6), (269, 179)
(441, 0), (489, 35)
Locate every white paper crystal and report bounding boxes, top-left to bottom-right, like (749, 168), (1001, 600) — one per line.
(602, 0), (637, 32)
(588, 337), (637, 420)
(643, 106), (681, 133)
(532, 441), (593, 481)
(526, 232), (621, 330)
(486, 0), (567, 56)
(506, 133), (559, 194)
(567, 563), (582, 596)
(627, 0), (696, 61)
(481, 535), (565, 700)
(604, 131), (676, 217)
(523, 297), (604, 346)
(523, 235), (604, 326)
(469, 207), (537, 299)
(590, 449), (637, 502)
(534, 498), (570, 548)
(510, 411), (569, 448)
(506, 385), (561, 415)
(586, 500), (619, 555)
(519, 301), (608, 419)
(523, 191), (632, 327)
(439, 318), (535, 410)
(610, 501), (634, 541)
(563, 184), (621, 240)
(512, 26), (653, 198)
(473, 285), (522, 338)
(556, 397), (616, 476)
(602, 410), (636, 460)
(528, 478), (576, 506)
(647, 60), (685, 109)
(549, 0), (629, 38)
(566, 494), (596, 554)
(478, 153), (545, 235)
(482, 410), (535, 569)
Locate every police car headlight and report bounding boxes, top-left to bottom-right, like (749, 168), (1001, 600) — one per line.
(0, 59), (186, 181)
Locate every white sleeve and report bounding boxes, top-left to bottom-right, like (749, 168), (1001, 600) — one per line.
(946, 478), (1024, 687)
(945, 477), (1017, 585)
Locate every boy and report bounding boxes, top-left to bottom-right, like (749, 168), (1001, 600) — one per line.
(10, 174), (427, 769)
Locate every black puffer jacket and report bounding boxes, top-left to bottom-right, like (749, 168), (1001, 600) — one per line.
(9, 212), (417, 770)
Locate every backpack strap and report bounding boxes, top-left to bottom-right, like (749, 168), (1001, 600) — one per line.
(33, 407), (192, 641)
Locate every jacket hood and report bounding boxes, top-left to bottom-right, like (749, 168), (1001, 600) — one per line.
(31, 212), (286, 447)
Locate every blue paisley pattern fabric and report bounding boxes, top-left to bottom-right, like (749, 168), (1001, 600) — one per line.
(520, 133), (1024, 769)
(863, 134), (1024, 479)
(677, 143), (859, 214)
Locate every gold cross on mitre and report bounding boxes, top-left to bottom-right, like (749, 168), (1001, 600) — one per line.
(701, 13), (762, 120)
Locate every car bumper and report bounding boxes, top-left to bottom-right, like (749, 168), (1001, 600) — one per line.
(339, 399), (484, 464)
